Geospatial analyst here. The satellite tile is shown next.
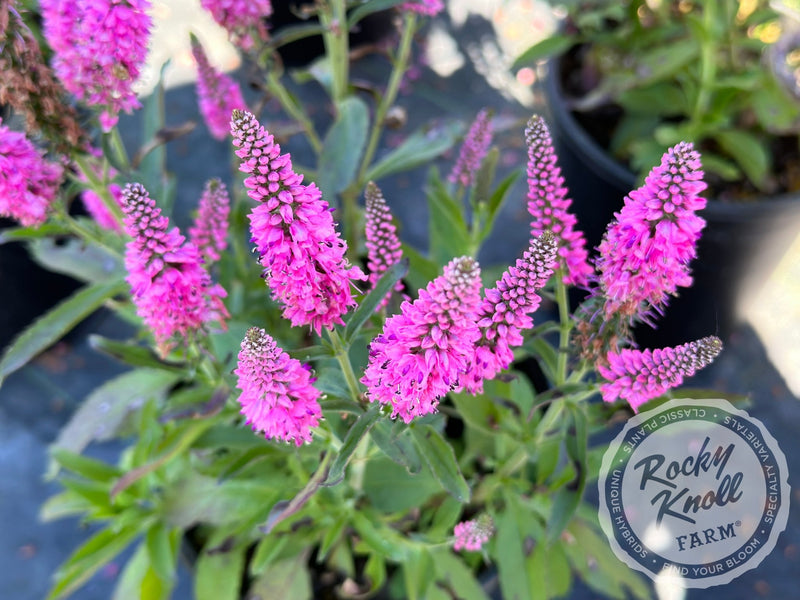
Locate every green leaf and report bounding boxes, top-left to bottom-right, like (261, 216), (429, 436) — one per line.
(477, 169), (520, 245)
(427, 168), (471, 265)
(410, 424), (470, 502)
(351, 511), (408, 561)
(162, 474), (279, 529)
(0, 279), (126, 387)
(363, 456), (440, 513)
(88, 335), (185, 372)
(196, 543), (246, 600)
(325, 404), (381, 485)
(347, 0), (406, 28)
(547, 404), (588, 542)
(401, 242), (440, 291)
(288, 344), (334, 362)
(344, 258), (408, 341)
(28, 237), (123, 283)
(0, 222), (71, 244)
(713, 129), (770, 190)
(564, 518), (650, 599)
(366, 121), (463, 182)
(47, 525), (140, 600)
(493, 507), (532, 600)
(433, 550), (490, 600)
(512, 34), (575, 70)
(145, 524), (178, 585)
(403, 546), (434, 600)
(268, 22), (326, 49)
(316, 96), (369, 201)
(370, 420), (421, 474)
(247, 553), (311, 600)
(111, 419), (215, 499)
(40, 491), (92, 522)
(318, 513), (348, 561)
(49, 449), (121, 483)
(49, 369), (179, 472)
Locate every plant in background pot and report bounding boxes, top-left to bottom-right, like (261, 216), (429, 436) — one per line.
(515, 0), (800, 346)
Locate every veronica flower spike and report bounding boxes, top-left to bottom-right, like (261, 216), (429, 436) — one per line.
(448, 108), (493, 189)
(361, 256), (482, 423)
(462, 231), (558, 395)
(598, 336), (723, 412)
(200, 0), (272, 51)
(0, 120), (63, 227)
(120, 183), (228, 355)
(230, 109), (365, 335)
(234, 327), (322, 446)
(41, 0), (152, 131)
(597, 142), (707, 322)
(453, 515), (495, 552)
(189, 178), (230, 264)
(190, 34), (248, 140)
(364, 182), (405, 310)
(525, 115), (592, 286)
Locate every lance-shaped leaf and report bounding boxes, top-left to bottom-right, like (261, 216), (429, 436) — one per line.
(324, 403), (381, 486)
(410, 424), (470, 502)
(344, 258), (408, 342)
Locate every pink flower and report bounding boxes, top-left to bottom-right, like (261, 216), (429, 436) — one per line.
(120, 183), (228, 355)
(230, 109), (365, 335)
(0, 119), (63, 227)
(401, 0), (444, 16)
(462, 232), (557, 395)
(449, 108), (493, 188)
(361, 256), (482, 423)
(234, 327), (322, 446)
(453, 516), (494, 552)
(598, 336), (722, 412)
(190, 35), (248, 140)
(189, 178), (230, 264)
(200, 0), (272, 51)
(364, 182), (404, 310)
(41, 0), (152, 132)
(525, 115), (592, 286)
(597, 142), (707, 322)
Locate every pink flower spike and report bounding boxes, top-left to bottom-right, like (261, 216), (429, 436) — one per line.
(200, 0), (272, 51)
(463, 231), (558, 395)
(365, 182), (405, 310)
(401, 0), (444, 16)
(525, 115), (592, 286)
(453, 516), (495, 552)
(234, 327), (322, 446)
(231, 109), (365, 335)
(0, 120), (63, 227)
(189, 178), (230, 264)
(361, 256), (482, 423)
(121, 183), (228, 355)
(41, 0), (152, 132)
(598, 336), (722, 412)
(597, 142), (707, 322)
(191, 35), (248, 140)
(449, 108), (493, 188)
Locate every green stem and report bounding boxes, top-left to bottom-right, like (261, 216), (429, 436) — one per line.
(61, 211), (123, 259)
(340, 12), (417, 255)
(107, 125), (131, 171)
(320, 0), (350, 105)
(692, 0), (717, 126)
(73, 154), (126, 230)
(355, 12), (417, 186)
(266, 71), (323, 155)
(554, 267), (571, 386)
(326, 328), (362, 403)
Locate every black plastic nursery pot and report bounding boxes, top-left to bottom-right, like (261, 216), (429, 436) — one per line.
(541, 59), (800, 349)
